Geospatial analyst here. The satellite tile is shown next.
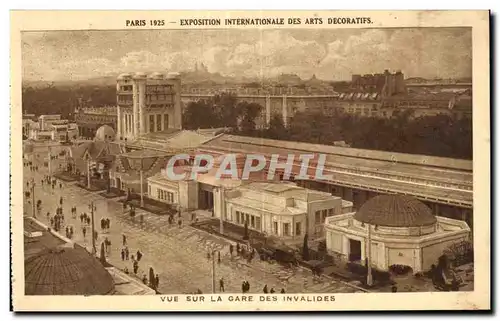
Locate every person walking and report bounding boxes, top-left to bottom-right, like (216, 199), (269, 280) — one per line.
(136, 250), (142, 262)
(219, 278), (225, 292)
(229, 244), (234, 257)
(122, 234), (127, 246)
(207, 251), (211, 262)
(270, 288), (275, 294)
(280, 288), (286, 294)
(121, 249), (125, 261)
(263, 285), (268, 294)
(82, 226), (86, 239)
(155, 274), (160, 291)
(133, 260), (139, 274)
(218, 251), (221, 264)
(125, 247), (129, 260)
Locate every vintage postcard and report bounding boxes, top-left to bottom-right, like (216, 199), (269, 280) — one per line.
(10, 10), (490, 311)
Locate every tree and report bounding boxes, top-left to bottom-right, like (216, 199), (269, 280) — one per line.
(237, 101), (262, 134)
(302, 233), (310, 261)
(265, 114), (287, 139)
(183, 99), (218, 129)
(213, 93), (239, 128)
(100, 242), (106, 265)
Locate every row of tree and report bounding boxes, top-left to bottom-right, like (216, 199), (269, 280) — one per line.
(22, 85), (116, 118)
(183, 93), (472, 159)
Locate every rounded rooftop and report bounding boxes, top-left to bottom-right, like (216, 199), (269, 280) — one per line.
(95, 125), (116, 142)
(117, 73), (132, 80)
(353, 194), (436, 228)
(149, 72), (164, 79)
(24, 247), (115, 295)
(133, 71), (148, 79)
(166, 72), (181, 79)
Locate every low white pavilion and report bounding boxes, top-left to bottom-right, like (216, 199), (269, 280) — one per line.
(324, 194), (470, 273)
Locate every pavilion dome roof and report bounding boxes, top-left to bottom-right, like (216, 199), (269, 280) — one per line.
(353, 194), (436, 227)
(24, 246), (115, 295)
(95, 125), (116, 142)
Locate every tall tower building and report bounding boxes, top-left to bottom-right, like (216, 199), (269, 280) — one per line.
(116, 71), (182, 141)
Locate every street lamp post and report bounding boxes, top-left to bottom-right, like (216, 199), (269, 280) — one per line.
(89, 201), (97, 255)
(47, 147), (52, 176)
(219, 186), (224, 235)
(139, 169), (144, 208)
(30, 179), (36, 218)
(211, 248), (216, 293)
(87, 158), (91, 189)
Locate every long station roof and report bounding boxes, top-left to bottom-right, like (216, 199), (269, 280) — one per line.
(197, 134), (473, 208)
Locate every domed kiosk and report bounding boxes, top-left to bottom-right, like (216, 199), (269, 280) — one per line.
(25, 246), (115, 295)
(324, 195), (470, 273)
(95, 125), (116, 142)
(354, 195), (437, 230)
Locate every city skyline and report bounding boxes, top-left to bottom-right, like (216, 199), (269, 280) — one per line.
(22, 28), (472, 82)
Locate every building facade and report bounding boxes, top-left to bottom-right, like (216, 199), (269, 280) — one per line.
(116, 71), (182, 142)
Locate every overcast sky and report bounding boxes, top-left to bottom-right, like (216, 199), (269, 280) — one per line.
(22, 28), (472, 82)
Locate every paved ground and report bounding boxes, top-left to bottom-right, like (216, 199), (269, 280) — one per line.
(23, 144), (362, 295)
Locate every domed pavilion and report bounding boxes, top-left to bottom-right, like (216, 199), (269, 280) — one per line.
(25, 246), (115, 295)
(95, 125), (116, 142)
(324, 194), (470, 273)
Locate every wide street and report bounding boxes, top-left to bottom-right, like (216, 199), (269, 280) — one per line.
(22, 143), (362, 294)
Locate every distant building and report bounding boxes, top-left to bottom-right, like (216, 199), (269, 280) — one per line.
(74, 106), (117, 139)
(38, 114), (61, 131)
(28, 115), (78, 142)
(116, 71), (183, 142)
(350, 70), (406, 96)
(330, 70), (472, 119)
(22, 113), (37, 138)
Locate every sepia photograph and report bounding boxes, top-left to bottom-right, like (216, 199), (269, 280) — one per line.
(10, 10), (490, 311)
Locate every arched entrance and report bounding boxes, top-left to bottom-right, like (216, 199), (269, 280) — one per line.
(115, 177), (122, 191)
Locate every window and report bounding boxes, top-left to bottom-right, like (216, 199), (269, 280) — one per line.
(328, 209), (334, 216)
(295, 222), (301, 236)
(156, 114), (162, 131)
(245, 214), (250, 224)
(236, 211), (240, 224)
(283, 223), (290, 236)
(255, 217), (261, 231)
(251, 216), (255, 228)
(164, 114), (169, 129)
(148, 185), (151, 195)
(149, 115), (155, 132)
(273, 222), (278, 235)
(315, 211), (321, 223)
(322, 209), (327, 221)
